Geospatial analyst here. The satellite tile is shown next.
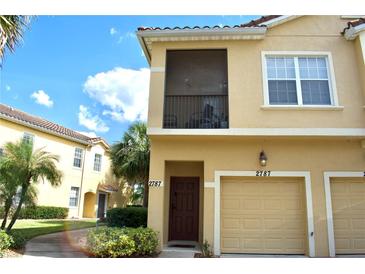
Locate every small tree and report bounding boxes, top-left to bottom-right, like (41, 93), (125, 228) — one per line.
(111, 122), (150, 207)
(0, 140), (62, 232)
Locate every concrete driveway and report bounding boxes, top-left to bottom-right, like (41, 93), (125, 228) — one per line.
(23, 228), (91, 258)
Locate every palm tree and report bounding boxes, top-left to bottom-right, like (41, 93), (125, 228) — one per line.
(0, 140), (62, 232)
(111, 122), (150, 207)
(0, 16), (32, 64)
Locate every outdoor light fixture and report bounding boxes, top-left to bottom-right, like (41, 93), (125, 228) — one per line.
(259, 150), (267, 166)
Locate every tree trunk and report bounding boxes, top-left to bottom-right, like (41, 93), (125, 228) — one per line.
(1, 198), (12, 230)
(6, 183), (29, 232)
(143, 181), (149, 208)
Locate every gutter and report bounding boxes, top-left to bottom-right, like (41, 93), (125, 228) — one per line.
(344, 23), (365, 40)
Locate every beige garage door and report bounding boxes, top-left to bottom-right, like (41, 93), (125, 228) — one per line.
(221, 177), (307, 254)
(331, 178), (365, 254)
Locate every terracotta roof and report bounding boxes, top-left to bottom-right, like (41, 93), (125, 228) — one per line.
(0, 104), (102, 145)
(342, 18), (365, 34)
(137, 15), (282, 32)
(239, 15), (282, 27)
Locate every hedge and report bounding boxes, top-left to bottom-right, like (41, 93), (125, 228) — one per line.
(106, 207), (147, 228)
(0, 206), (68, 220)
(16, 206), (69, 219)
(87, 227), (158, 258)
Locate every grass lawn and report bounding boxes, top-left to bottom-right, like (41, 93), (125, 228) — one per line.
(10, 219), (98, 241)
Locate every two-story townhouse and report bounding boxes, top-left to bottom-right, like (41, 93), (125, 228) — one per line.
(137, 15), (365, 257)
(0, 104), (124, 218)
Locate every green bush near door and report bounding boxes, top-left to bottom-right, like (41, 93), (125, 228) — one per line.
(87, 227), (158, 258)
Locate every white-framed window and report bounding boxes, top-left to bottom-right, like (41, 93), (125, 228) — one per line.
(93, 153), (102, 172)
(262, 51), (338, 107)
(73, 148), (83, 168)
(69, 186), (79, 207)
(23, 132), (34, 145)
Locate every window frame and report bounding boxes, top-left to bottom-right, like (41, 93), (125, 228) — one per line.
(73, 147), (83, 169)
(69, 186), (80, 208)
(23, 132), (35, 145)
(261, 51), (339, 108)
(93, 153), (102, 172)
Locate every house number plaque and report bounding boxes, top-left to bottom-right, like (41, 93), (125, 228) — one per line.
(148, 180), (163, 187)
(256, 170), (271, 177)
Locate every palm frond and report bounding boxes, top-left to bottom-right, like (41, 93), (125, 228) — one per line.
(0, 15), (33, 63)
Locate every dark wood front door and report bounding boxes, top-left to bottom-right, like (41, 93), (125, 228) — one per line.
(97, 193), (106, 218)
(169, 177), (199, 241)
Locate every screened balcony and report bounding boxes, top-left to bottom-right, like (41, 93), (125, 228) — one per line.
(163, 49), (229, 129)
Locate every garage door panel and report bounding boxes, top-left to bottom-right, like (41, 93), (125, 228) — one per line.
(331, 178), (365, 254)
(221, 177), (306, 254)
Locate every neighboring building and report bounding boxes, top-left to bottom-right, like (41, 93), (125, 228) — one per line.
(0, 104), (124, 218)
(137, 16), (365, 257)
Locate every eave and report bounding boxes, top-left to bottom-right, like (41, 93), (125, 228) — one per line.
(137, 27), (267, 65)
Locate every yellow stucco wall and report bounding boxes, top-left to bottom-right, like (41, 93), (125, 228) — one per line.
(148, 136), (365, 257)
(0, 118), (124, 218)
(145, 16), (365, 257)
(147, 16), (365, 129)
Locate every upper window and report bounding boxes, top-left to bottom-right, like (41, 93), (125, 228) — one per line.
(23, 132), (34, 145)
(93, 153), (102, 172)
(73, 148), (83, 168)
(263, 53), (337, 106)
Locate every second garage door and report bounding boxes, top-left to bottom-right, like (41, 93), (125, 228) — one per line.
(221, 176), (307, 254)
(331, 177), (365, 255)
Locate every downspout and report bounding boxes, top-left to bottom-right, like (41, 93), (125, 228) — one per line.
(77, 144), (89, 218)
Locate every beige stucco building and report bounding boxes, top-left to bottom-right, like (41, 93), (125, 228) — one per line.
(0, 104), (125, 218)
(137, 16), (365, 257)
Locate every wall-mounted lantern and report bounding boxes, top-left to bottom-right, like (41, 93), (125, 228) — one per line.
(259, 150), (267, 167)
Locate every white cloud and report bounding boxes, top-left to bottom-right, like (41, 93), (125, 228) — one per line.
(110, 27), (118, 35)
(78, 105), (109, 133)
(116, 31), (136, 44)
(83, 67), (150, 122)
(31, 90), (54, 108)
(5, 85), (11, 91)
(76, 131), (98, 138)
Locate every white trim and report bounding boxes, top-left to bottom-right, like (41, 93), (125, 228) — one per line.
(323, 171), (365, 257)
(213, 170), (315, 257)
(137, 27), (266, 65)
(261, 51), (339, 108)
(261, 16), (302, 28)
(147, 127), (365, 137)
(150, 66), (165, 73)
(360, 32), (365, 65)
(204, 182), (215, 188)
(344, 24), (365, 40)
(260, 105), (344, 111)
(340, 16), (365, 19)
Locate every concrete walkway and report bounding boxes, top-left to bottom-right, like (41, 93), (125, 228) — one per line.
(23, 228), (91, 258)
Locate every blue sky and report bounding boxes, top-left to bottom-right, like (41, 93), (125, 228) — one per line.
(0, 15), (259, 144)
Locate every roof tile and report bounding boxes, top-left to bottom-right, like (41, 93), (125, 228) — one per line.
(0, 104), (99, 144)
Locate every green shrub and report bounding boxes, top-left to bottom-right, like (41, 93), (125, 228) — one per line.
(0, 230), (13, 257)
(86, 227), (158, 258)
(8, 230), (27, 249)
(106, 207), (147, 228)
(87, 227), (136, 258)
(124, 227), (158, 256)
(18, 206), (68, 219)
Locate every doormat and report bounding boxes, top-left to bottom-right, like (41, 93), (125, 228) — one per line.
(168, 244), (196, 248)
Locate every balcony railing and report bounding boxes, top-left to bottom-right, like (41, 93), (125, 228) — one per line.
(163, 95), (229, 129)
